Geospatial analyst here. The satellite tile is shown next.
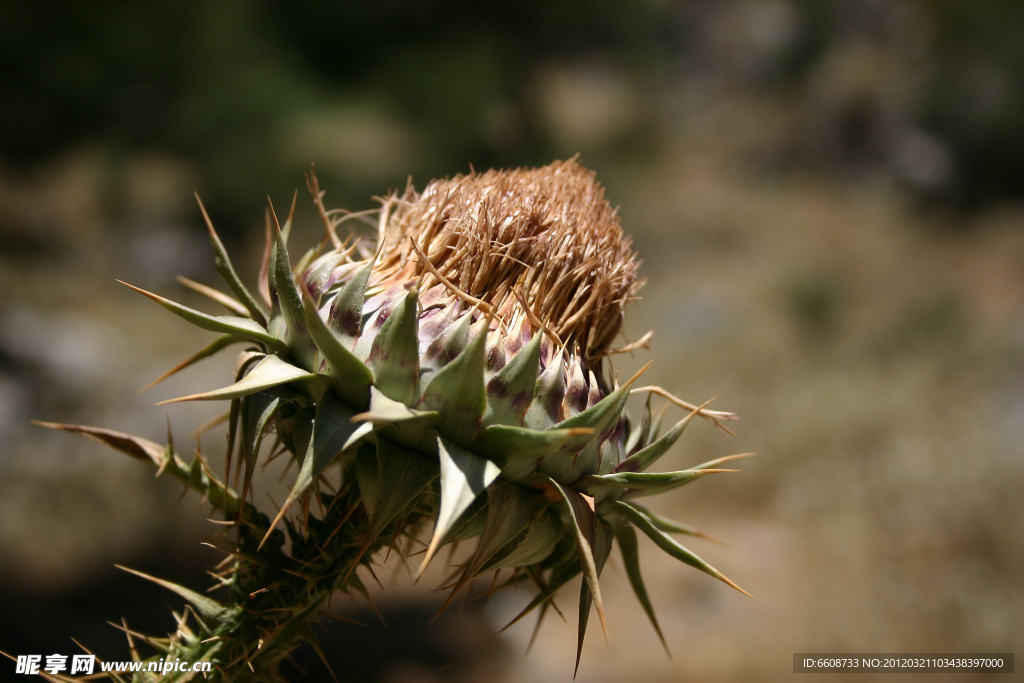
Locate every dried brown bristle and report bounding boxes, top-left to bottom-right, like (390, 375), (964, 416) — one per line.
(372, 159), (643, 357)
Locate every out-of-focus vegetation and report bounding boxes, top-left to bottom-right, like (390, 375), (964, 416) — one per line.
(4, 0), (1024, 224)
(2, 1), (1022, 681)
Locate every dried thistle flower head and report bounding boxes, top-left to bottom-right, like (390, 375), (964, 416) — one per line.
(40, 159), (750, 682)
(373, 159), (642, 357)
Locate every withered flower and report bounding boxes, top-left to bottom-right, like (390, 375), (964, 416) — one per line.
(42, 159), (749, 681)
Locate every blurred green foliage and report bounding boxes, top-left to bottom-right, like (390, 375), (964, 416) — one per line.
(4, 0), (1024, 227)
(0, 0), (674, 229)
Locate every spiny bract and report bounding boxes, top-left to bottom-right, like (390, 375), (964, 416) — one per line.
(43, 159), (751, 682)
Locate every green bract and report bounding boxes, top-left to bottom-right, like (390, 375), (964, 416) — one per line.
(42, 160), (750, 681)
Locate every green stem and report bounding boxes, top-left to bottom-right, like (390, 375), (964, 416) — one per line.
(130, 450), (426, 682)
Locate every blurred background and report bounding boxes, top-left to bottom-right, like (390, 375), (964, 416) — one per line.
(2, 1), (1022, 680)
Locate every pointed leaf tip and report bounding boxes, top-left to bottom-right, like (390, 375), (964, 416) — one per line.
(156, 355), (319, 404)
(194, 193), (268, 325)
(615, 399), (709, 474)
(239, 390), (284, 508)
(139, 334), (241, 393)
(694, 452), (756, 470)
(550, 479), (608, 646)
(615, 523), (669, 657)
(369, 286), (420, 405)
(328, 256), (375, 346)
(436, 483), (547, 618)
(417, 316), (489, 446)
(500, 560), (581, 633)
(287, 390), (370, 507)
(472, 424), (594, 481)
(629, 503), (726, 546)
(34, 421), (166, 467)
(116, 565), (226, 619)
(417, 437), (500, 578)
(176, 276), (248, 317)
(268, 205), (318, 371)
(300, 280), (373, 409)
(611, 499), (753, 599)
(541, 360), (650, 482)
(118, 280), (285, 352)
(524, 350), (566, 430)
(484, 331), (542, 428)
(579, 468), (734, 500)
(575, 518), (613, 676)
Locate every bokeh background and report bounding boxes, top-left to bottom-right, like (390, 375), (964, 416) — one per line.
(2, 1), (1022, 681)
